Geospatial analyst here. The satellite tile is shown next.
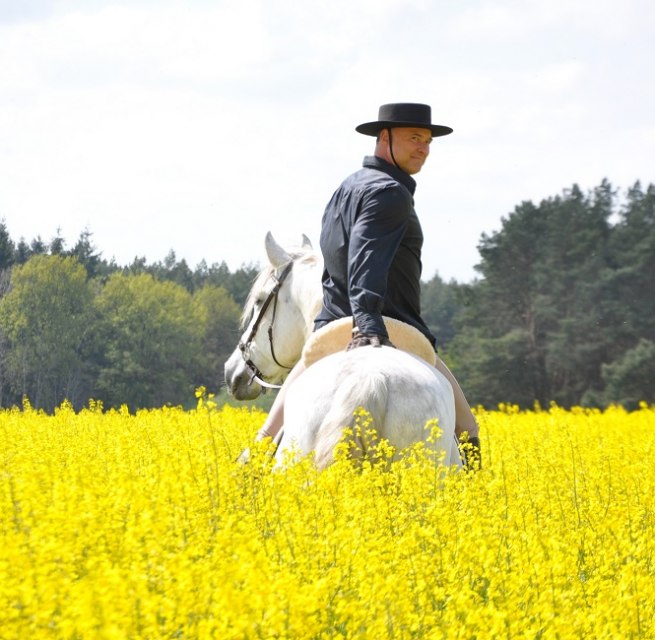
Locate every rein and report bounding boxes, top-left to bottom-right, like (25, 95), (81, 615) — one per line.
(238, 261), (295, 390)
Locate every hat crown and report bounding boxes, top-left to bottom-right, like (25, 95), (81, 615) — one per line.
(378, 103), (432, 126)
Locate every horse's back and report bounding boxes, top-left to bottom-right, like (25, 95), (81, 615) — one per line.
(278, 346), (458, 468)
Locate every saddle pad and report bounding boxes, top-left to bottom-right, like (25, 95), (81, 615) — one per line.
(301, 316), (437, 368)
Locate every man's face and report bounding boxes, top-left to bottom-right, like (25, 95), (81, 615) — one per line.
(380, 127), (432, 175)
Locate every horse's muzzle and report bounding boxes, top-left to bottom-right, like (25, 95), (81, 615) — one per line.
(224, 349), (264, 400)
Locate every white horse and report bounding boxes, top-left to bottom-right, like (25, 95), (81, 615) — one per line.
(224, 232), (461, 469)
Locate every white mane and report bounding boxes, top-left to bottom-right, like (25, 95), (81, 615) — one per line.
(241, 244), (318, 329)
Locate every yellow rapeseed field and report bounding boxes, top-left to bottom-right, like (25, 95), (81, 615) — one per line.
(1, 395), (654, 639)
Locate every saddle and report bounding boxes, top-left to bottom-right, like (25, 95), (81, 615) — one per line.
(301, 317), (437, 368)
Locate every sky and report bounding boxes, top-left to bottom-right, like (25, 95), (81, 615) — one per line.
(1, 0), (653, 283)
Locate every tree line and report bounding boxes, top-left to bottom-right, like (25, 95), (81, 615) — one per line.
(423, 179), (655, 410)
(0, 177), (653, 412)
(0, 228), (258, 411)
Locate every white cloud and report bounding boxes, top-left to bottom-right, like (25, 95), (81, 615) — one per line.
(447, 0), (652, 41)
(0, 0), (653, 283)
(448, 2), (530, 39)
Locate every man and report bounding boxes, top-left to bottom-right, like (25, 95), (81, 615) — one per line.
(252, 103), (480, 464)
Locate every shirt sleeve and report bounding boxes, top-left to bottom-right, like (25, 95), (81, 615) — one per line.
(348, 186), (411, 337)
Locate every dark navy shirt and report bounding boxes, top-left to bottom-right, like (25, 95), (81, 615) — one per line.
(314, 155), (436, 348)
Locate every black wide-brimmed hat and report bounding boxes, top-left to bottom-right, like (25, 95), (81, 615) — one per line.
(356, 103), (452, 137)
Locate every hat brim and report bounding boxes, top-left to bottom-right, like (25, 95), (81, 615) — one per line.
(356, 121), (453, 137)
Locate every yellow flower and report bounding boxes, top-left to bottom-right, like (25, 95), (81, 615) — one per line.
(1, 402), (654, 638)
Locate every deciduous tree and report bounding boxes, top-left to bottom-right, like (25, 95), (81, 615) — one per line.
(0, 255), (94, 409)
(93, 273), (202, 410)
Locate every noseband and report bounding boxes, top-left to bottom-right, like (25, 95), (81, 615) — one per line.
(238, 261), (295, 390)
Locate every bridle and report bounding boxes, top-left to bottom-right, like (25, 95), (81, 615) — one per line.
(238, 261), (295, 390)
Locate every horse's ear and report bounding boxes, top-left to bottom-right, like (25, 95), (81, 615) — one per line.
(265, 231), (291, 267)
(301, 234), (313, 249)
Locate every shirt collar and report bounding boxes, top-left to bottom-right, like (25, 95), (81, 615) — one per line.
(363, 155), (417, 195)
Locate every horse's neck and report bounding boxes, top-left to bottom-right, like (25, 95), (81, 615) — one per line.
(296, 258), (324, 341)
(302, 294), (323, 339)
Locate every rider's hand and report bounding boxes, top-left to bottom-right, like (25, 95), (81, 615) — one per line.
(346, 333), (396, 350)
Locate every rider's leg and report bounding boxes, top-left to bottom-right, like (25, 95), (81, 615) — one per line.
(433, 355), (479, 439)
(254, 359), (307, 442)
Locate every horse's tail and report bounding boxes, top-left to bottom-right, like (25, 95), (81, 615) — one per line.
(313, 368), (389, 469)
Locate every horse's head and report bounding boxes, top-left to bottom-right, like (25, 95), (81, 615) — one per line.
(224, 231), (322, 400)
